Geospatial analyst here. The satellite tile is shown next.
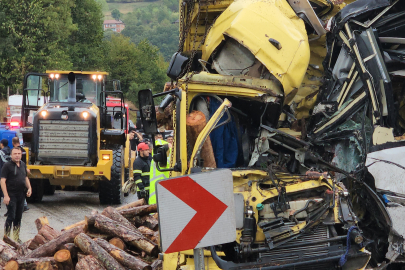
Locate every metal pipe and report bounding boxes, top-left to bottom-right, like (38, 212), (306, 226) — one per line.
(67, 72), (76, 103)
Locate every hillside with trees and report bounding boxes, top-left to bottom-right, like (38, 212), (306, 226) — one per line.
(0, 0), (174, 105)
(120, 1), (179, 61)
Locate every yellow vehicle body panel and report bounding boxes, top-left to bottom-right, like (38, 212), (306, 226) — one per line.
(124, 135), (132, 169)
(202, 0), (310, 97)
(45, 70), (109, 75)
(232, 170), (340, 243)
(181, 72), (283, 99)
(163, 250), (225, 270)
(28, 149), (113, 181)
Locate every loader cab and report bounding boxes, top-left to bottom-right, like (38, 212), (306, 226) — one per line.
(48, 73), (103, 106)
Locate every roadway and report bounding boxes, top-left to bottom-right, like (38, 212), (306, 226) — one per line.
(3, 190), (138, 242)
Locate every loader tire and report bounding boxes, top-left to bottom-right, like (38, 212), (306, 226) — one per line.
(43, 179), (56, 195)
(27, 179), (44, 203)
(99, 145), (124, 205)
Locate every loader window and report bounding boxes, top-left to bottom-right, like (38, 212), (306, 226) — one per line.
(49, 74), (102, 106)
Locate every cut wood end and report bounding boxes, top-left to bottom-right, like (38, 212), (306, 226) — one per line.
(54, 249), (71, 262)
(186, 111), (206, 126)
(4, 260), (18, 270)
(110, 250), (124, 260)
(109, 237), (126, 250)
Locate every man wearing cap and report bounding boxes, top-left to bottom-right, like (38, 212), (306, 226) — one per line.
(132, 142), (151, 200)
(128, 127), (143, 151)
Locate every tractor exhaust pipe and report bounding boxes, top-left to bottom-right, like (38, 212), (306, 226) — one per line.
(67, 72), (76, 103)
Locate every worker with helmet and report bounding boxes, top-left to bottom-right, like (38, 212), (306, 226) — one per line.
(132, 142), (151, 200)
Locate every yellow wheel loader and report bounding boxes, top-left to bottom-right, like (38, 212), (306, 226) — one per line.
(20, 71), (132, 205)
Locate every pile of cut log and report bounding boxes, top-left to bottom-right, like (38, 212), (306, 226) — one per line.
(0, 199), (162, 270)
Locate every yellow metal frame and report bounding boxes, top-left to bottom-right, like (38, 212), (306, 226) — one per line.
(181, 72), (283, 99)
(28, 150), (113, 180)
(231, 170), (341, 243)
(45, 70), (109, 75)
(124, 135), (132, 169)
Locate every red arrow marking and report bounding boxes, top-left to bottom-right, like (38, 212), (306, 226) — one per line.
(160, 176), (228, 253)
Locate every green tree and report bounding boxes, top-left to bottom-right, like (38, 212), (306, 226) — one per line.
(104, 34), (140, 92)
(69, 0), (105, 70)
(111, 9), (122, 21)
(0, 0), (76, 95)
(162, 0), (178, 12)
(95, 0), (109, 12)
(121, 4), (179, 61)
(104, 34), (168, 104)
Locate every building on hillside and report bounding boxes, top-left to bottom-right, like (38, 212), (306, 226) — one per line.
(103, 20), (125, 33)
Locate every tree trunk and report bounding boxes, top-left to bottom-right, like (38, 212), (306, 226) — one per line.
(138, 227), (159, 244)
(35, 216), (49, 231)
(5, 257), (57, 270)
(3, 235), (19, 250)
(101, 207), (137, 232)
(119, 204), (157, 218)
(151, 259), (163, 270)
(25, 226), (84, 259)
(186, 110), (216, 168)
(28, 234), (47, 250)
(64, 199), (146, 231)
(39, 225), (60, 241)
(0, 241), (17, 266)
(75, 255), (106, 270)
(94, 238), (151, 270)
(94, 215), (158, 256)
(74, 233), (125, 270)
(17, 240), (31, 257)
(84, 215), (97, 233)
(76, 253), (86, 262)
(117, 199), (146, 210)
(85, 233), (109, 240)
(134, 216), (159, 231)
(60, 243), (77, 261)
(108, 238), (126, 250)
(54, 250), (73, 270)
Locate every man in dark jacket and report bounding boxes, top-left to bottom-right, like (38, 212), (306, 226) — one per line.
(1, 147), (32, 242)
(129, 127), (143, 151)
(132, 142), (151, 200)
(12, 137), (29, 212)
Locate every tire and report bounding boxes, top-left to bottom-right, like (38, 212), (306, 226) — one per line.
(27, 179), (44, 203)
(43, 179), (56, 195)
(99, 145), (124, 205)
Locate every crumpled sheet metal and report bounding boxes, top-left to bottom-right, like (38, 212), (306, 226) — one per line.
(202, 0), (310, 98)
